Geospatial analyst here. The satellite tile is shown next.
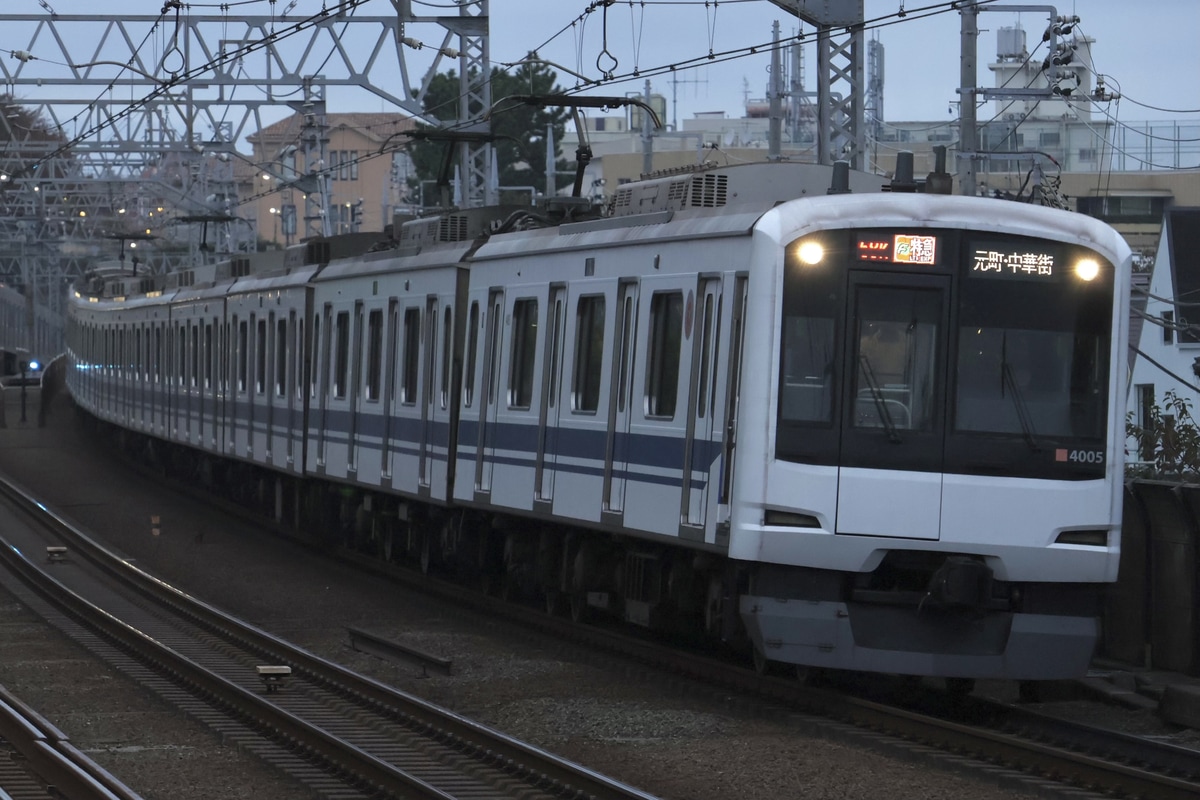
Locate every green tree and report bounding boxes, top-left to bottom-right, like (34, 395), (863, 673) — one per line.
(0, 95), (68, 181)
(410, 58), (574, 203)
(1127, 389), (1200, 478)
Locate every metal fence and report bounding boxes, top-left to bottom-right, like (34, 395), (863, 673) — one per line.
(1106, 481), (1200, 673)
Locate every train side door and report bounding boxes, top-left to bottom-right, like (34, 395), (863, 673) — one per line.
(419, 295), (438, 490)
(475, 288), (504, 496)
(348, 301), (364, 475)
(682, 278), (723, 530)
(604, 280), (639, 517)
(716, 275), (747, 530)
(379, 301), (398, 480)
(535, 285), (567, 508)
(315, 306), (332, 470)
(836, 272), (950, 540)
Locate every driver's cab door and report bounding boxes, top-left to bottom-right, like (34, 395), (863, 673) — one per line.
(835, 272), (950, 540)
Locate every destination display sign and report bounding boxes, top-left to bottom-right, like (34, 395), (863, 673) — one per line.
(855, 233), (938, 265)
(969, 241), (1057, 281)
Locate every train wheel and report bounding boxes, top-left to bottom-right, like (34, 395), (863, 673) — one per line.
(569, 591), (590, 623)
(1018, 680), (1043, 703)
(544, 589), (562, 616)
(752, 647), (770, 676)
(702, 575), (724, 638)
(418, 528), (432, 574)
(945, 678), (975, 700)
(795, 666), (828, 686)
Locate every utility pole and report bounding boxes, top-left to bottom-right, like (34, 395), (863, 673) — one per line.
(642, 80), (654, 176)
(766, 1), (865, 168)
(768, 21), (784, 161)
(959, 2), (979, 197)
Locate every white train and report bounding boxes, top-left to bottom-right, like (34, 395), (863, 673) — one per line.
(65, 160), (1131, 684)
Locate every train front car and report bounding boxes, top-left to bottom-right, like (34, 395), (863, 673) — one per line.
(734, 193), (1131, 681)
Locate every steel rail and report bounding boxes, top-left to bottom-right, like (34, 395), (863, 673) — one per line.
(0, 685), (140, 800)
(0, 474), (659, 800)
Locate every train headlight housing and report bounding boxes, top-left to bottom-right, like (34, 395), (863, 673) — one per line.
(1074, 258), (1100, 282)
(797, 241), (825, 266)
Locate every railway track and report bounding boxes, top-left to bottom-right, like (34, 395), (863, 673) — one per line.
(275, 517), (1200, 800)
(0, 682), (140, 800)
(7, 437), (1200, 800)
(0, 475), (658, 800)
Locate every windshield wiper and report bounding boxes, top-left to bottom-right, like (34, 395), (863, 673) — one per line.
(1000, 336), (1040, 452)
(858, 354), (902, 443)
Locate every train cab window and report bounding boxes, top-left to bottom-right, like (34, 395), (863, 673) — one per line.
(365, 309), (382, 401)
(464, 301), (480, 407)
(851, 286), (940, 432)
(646, 291), (683, 418)
(333, 311), (350, 399)
(572, 295), (605, 413)
(276, 318), (288, 397)
(954, 261), (1111, 440)
(256, 319), (267, 395)
(401, 308), (420, 405)
(508, 298), (538, 409)
(780, 258), (841, 427)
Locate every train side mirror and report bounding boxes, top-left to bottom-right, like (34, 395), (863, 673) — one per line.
(18, 359), (28, 373)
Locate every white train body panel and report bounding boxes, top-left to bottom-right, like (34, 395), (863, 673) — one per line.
(167, 288), (229, 455)
(309, 246), (468, 505)
(224, 268), (315, 475)
(457, 210), (763, 545)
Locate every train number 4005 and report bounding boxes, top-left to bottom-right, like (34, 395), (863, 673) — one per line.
(1056, 448), (1104, 464)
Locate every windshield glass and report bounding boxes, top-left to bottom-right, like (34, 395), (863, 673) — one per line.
(955, 243), (1111, 440)
(776, 227), (1115, 478)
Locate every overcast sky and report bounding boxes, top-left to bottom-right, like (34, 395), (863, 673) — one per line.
(12, 0), (1200, 133)
(487, 0), (1199, 126)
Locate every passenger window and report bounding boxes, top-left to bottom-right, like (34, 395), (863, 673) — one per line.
(275, 318), (288, 397)
(365, 310), (382, 401)
(237, 319), (248, 393)
(572, 295), (605, 413)
(646, 292), (683, 418)
(464, 302), (479, 407)
(508, 298), (538, 409)
(401, 308), (420, 405)
(440, 305), (452, 409)
(256, 319), (267, 395)
(333, 311), (350, 399)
